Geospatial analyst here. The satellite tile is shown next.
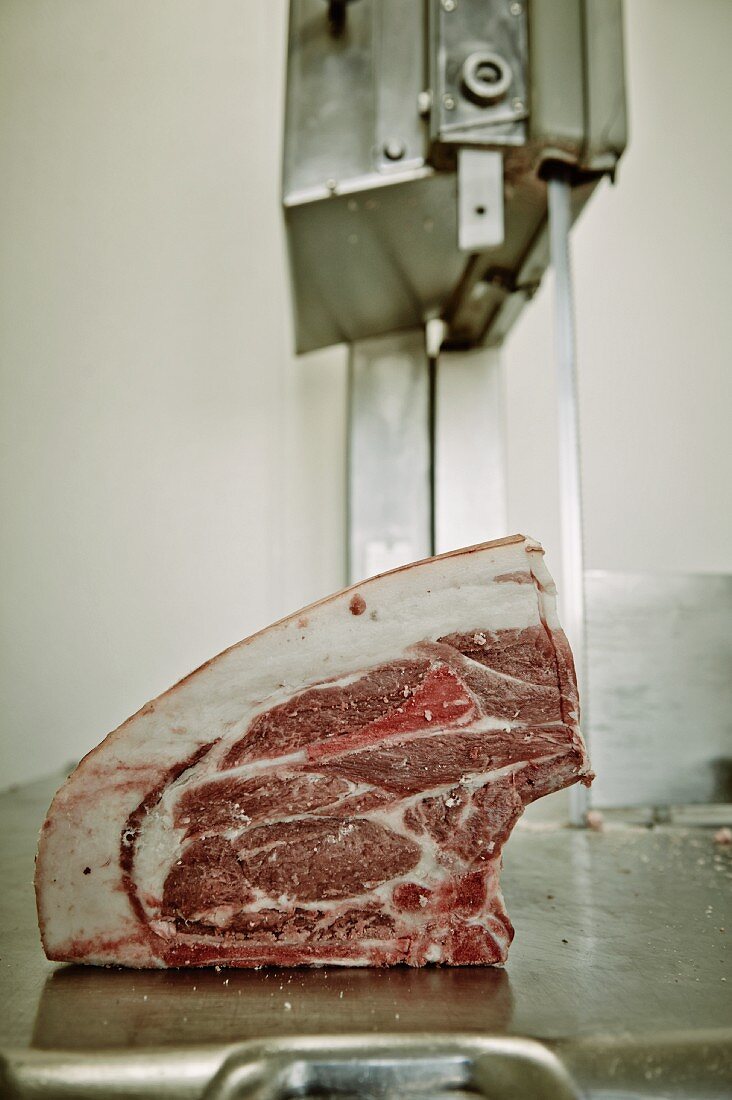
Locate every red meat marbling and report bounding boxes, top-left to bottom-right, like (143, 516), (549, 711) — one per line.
(35, 535), (590, 967)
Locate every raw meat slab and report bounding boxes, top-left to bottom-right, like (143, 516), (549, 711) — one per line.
(35, 535), (590, 967)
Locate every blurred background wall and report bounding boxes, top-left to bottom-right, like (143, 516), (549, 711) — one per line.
(1, 0), (731, 787)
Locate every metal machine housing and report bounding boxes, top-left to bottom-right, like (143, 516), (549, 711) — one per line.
(283, 0), (627, 354)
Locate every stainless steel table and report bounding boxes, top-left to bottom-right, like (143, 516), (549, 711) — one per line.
(1, 775), (730, 1097)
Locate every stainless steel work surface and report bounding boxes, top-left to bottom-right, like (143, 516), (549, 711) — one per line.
(1, 775), (730, 1094)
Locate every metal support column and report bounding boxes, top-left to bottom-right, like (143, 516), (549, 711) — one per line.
(435, 346), (507, 554)
(347, 331), (508, 583)
(548, 175), (588, 826)
(347, 331), (433, 585)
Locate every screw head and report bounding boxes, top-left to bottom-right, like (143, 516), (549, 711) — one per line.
(512, 98), (525, 112)
(442, 0), (456, 11)
(443, 94), (456, 111)
(510, 1), (522, 15)
(325, 178), (337, 193)
(383, 139), (406, 161)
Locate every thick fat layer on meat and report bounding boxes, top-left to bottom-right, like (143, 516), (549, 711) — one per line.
(35, 535), (590, 967)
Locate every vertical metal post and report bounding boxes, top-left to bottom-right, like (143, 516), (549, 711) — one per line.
(347, 328), (508, 582)
(427, 353), (438, 557)
(347, 331), (433, 585)
(548, 175), (588, 826)
(434, 346), (507, 554)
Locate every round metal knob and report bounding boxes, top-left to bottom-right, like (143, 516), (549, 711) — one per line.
(383, 140), (406, 161)
(460, 51), (513, 106)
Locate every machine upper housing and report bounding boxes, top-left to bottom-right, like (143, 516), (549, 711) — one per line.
(283, 0), (627, 353)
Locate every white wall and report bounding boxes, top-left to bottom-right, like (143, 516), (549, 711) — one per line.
(504, 0), (732, 581)
(0, 0), (347, 787)
(1, 0), (730, 788)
